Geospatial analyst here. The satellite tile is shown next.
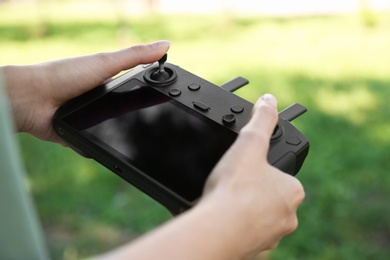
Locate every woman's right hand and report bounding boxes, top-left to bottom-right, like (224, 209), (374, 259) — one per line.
(202, 94), (305, 258)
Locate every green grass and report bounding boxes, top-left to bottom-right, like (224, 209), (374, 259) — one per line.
(1, 2), (390, 259)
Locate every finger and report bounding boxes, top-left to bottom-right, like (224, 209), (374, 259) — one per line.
(248, 93), (278, 137)
(238, 94), (278, 155)
(75, 40), (171, 82)
(103, 40), (172, 75)
(47, 41), (170, 104)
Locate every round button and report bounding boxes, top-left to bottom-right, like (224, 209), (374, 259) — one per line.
(188, 83), (201, 91)
(231, 105), (244, 113)
(271, 123), (283, 141)
(222, 114), (236, 127)
(169, 89), (182, 97)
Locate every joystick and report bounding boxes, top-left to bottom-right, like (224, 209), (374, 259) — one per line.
(151, 54), (171, 81)
(144, 54), (177, 86)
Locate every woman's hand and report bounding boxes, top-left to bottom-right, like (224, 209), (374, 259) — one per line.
(201, 94), (305, 258)
(2, 40), (170, 143)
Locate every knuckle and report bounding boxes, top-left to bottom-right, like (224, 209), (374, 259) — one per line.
(297, 185), (306, 203)
(285, 216), (299, 235)
(266, 241), (280, 250)
(95, 52), (112, 65)
(256, 102), (278, 122)
(128, 44), (143, 54)
(284, 175), (305, 206)
(291, 178), (305, 204)
(127, 44), (146, 63)
(240, 127), (269, 147)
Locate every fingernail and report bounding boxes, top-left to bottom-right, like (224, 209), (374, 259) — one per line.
(153, 40), (171, 47)
(261, 93), (277, 108)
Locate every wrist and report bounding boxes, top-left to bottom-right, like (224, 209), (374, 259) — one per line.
(103, 197), (247, 260)
(2, 65), (40, 133)
(199, 180), (281, 258)
(193, 195), (252, 259)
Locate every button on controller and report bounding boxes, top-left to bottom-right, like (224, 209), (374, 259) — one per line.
(169, 89), (182, 97)
(188, 83), (201, 91)
(222, 114), (236, 127)
(230, 105), (244, 113)
(193, 100), (210, 112)
(286, 136), (301, 146)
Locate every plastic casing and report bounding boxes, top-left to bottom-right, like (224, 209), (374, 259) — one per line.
(53, 62), (309, 214)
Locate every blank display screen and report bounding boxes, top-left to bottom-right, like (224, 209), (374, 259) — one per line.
(63, 79), (237, 202)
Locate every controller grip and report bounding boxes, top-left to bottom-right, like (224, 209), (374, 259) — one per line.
(273, 152), (297, 175)
(272, 147), (309, 176)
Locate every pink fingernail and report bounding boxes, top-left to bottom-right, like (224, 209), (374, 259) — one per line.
(261, 93), (277, 107)
(154, 40), (171, 47)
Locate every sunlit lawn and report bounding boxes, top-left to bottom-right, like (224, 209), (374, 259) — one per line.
(1, 2), (390, 259)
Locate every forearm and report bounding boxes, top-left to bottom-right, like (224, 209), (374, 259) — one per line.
(98, 200), (245, 260)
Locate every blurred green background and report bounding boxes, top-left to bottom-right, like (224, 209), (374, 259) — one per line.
(1, 0), (390, 259)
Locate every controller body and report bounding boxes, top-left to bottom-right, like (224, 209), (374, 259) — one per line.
(53, 60), (309, 214)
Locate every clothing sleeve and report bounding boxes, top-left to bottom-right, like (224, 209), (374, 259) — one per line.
(0, 70), (50, 260)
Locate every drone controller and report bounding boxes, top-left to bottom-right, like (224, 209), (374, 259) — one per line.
(54, 54), (309, 214)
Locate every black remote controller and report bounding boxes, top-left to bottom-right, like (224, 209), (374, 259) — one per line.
(54, 54), (309, 214)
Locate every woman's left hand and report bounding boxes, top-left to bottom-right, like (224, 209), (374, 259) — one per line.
(2, 41), (170, 143)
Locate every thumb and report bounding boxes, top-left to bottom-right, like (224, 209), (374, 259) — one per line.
(102, 40), (172, 76)
(245, 93), (278, 137)
(75, 40), (172, 81)
(236, 94), (278, 159)
(46, 40), (171, 103)
(205, 94), (278, 186)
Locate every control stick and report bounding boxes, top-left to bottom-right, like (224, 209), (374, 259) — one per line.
(144, 53), (177, 86)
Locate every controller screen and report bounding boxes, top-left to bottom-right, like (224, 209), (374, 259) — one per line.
(64, 79), (237, 202)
